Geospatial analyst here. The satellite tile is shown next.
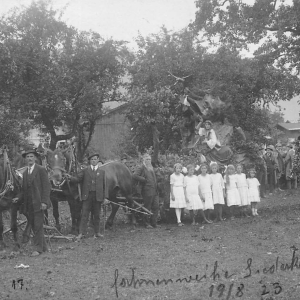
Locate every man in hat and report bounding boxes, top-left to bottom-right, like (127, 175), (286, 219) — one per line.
(13, 148), (51, 256)
(256, 145), (267, 198)
(133, 154), (159, 229)
(76, 153), (108, 239)
(292, 136), (300, 183)
(121, 154), (128, 164)
(264, 145), (278, 195)
(285, 142), (297, 192)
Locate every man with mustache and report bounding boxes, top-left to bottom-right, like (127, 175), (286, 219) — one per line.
(76, 153), (108, 240)
(13, 148), (51, 257)
(133, 154), (159, 229)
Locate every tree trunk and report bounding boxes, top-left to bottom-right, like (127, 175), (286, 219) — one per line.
(76, 121), (96, 161)
(151, 123), (160, 166)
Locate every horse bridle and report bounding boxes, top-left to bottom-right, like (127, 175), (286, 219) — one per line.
(0, 147), (21, 199)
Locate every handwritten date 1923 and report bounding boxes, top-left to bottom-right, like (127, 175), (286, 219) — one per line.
(208, 282), (282, 299)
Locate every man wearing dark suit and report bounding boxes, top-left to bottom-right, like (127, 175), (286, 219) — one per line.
(264, 145), (278, 195)
(13, 149), (51, 257)
(133, 154), (159, 229)
(76, 153), (108, 239)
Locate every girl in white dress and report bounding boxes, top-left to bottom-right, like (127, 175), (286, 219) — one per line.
(198, 164), (214, 223)
(236, 164), (251, 217)
(247, 169), (261, 216)
(210, 162), (225, 221)
(184, 164), (209, 225)
(224, 165), (241, 219)
(170, 163), (186, 226)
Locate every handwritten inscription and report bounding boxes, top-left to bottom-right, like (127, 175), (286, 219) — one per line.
(244, 246), (300, 278)
(12, 278), (28, 291)
(209, 283), (244, 299)
(112, 246), (298, 298)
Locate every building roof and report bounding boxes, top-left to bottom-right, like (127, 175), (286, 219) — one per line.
(277, 122), (300, 131)
(103, 103), (128, 117)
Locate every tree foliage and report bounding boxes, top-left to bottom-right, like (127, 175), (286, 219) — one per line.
(0, 1), (129, 158)
(125, 26), (299, 158)
(193, 0), (300, 75)
(126, 88), (180, 156)
(0, 110), (30, 147)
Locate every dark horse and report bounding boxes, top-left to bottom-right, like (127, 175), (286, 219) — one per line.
(0, 147), (24, 251)
(41, 145), (82, 235)
(13, 145), (82, 235)
(51, 155), (137, 231)
(101, 161), (137, 228)
(49, 145), (137, 233)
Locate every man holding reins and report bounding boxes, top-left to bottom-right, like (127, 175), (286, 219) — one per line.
(74, 153), (108, 240)
(13, 148), (51, 257)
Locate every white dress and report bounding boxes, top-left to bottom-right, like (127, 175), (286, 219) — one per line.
(184, 175), (203, 210)
(224, 174), (241, 207)
(210, 173), (225, 205)
(236, 173), (250, 206)
(247, 178), (260, 203)
(198, 174), (214, 210)
(170, 173), (186, 208)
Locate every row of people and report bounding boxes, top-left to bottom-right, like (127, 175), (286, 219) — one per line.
(13, 149), (107, 256)
(170, 162), (260, 226)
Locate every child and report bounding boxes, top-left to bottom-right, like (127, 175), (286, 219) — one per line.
(170, 163), (186, 226)
(184, 164), (209, 225)
(247, 168), (261, 216)
(224, 164), (241, 219)
(210, 162), (225, 221)
(236, 164), (250, 217)
(198, 164), (214, 223)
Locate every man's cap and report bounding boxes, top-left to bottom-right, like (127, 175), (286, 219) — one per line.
(204, 120), (213, 126)
(121, 154), (128, 160)
(22, 148), (39, 158)
(266, 145), (275, 151)
(87, 153), (100, 160)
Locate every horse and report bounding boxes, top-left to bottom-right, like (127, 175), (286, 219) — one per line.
(0, 147), (24, 251)
(100, 161), (137, 228)
(49, 147), (137, 232)
(42, 145), (82, 235)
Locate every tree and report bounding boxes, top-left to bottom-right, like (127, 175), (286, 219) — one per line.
(126, 88), (180, 164)
(0, 1), (129, 159)
(193, 0), (300, 75)
(125, 26), (300, 158)
(0, 110), (30, 148)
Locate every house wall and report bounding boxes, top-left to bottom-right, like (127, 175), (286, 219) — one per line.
(279, 129), (300, 140)
(88, 105), (130, 159)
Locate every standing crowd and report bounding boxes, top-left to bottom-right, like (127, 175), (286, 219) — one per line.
(169, 162), (260, 226)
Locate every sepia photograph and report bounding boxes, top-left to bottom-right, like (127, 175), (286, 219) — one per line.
(0, 0), (300, 299)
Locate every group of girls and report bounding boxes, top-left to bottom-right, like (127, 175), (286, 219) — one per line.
(170, 162), (261, 226)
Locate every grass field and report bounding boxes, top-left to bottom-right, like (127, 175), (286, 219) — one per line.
(1, 189), (300, 300)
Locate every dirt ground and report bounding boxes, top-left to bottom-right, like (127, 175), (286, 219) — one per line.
(1, 189), (300, 300)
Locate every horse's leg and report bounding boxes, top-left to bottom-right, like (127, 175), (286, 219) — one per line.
(106, 193), (119, 229)
(10, 204), (20, 250)
(75, 199), (82, 234)
(67, 197), (78, 235)
(51, 199), (61, 232)
(43, 209), (49, 225)
(22, 214), (32, 244)
(0, 212), (6, 250)
(125, 194), (137, 228)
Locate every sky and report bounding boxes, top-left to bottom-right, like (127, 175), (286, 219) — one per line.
(0, 0), (299, 121)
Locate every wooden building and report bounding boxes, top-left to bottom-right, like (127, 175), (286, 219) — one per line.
(276, 122), (300, 140)
(88, 104), (130, 159)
